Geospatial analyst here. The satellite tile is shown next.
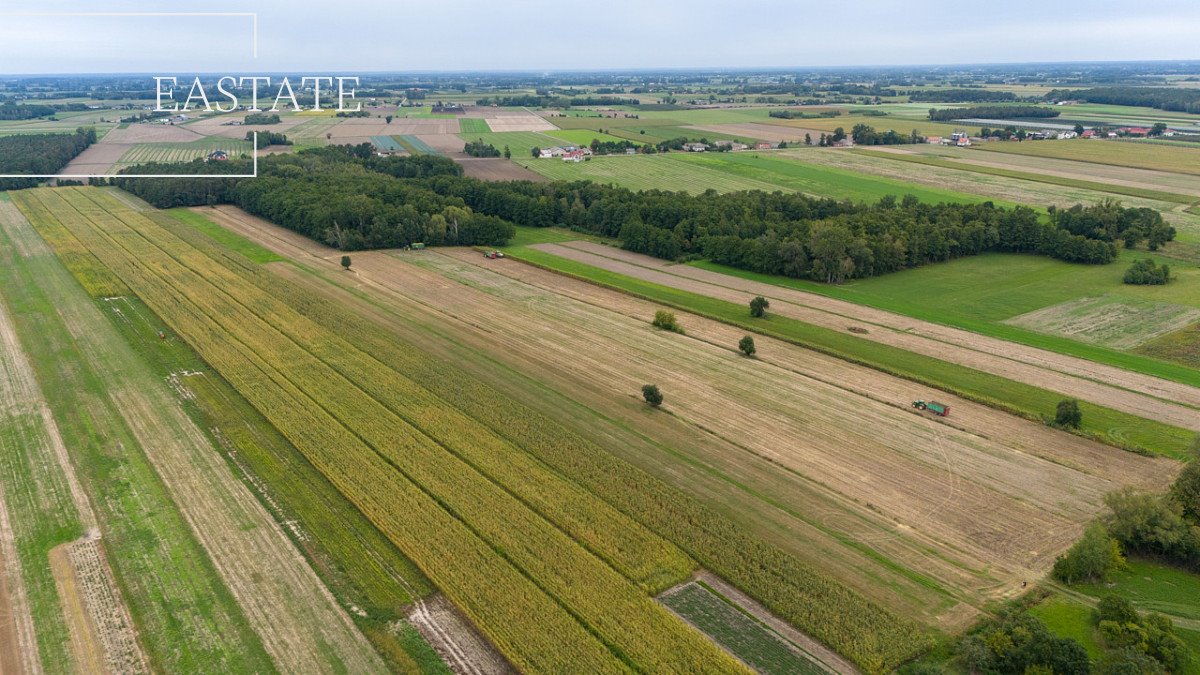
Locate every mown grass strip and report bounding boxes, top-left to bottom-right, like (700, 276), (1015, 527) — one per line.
(45, 187), (746, 675)
(853, 148), (1200, 205)
(166, 208), (935, 672)
(507, 246), (1196, 459)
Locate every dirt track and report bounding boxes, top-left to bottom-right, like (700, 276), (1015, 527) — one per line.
(533, 241), (1200, 432)
(197, 205), (1177, 627)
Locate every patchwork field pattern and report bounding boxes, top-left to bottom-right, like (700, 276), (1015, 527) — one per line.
(24, 187), (749, 675)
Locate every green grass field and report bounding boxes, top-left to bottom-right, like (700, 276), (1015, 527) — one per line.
(973, 139), (1200, 176)
(514, 153), (785, 193)
(660, 583), (826, 674)
(504, 246), (1197, 458)
(1028, 595), (1104, 660)
(458, 118), (490, 134)
(669, 152), (998, 205)
(1074, 558), (1200, 621)
(455, 130), (562, 155)
(688, 249), (1200, 389)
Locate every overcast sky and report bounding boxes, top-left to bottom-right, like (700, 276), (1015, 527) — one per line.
(1, 0), (1199, 74)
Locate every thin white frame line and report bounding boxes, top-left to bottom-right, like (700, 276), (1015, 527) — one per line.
(0, 12), (258, 58)
(0, 133), (259, 179)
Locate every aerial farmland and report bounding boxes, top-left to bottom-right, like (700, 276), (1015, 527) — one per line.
(2, 6), (1200, 675)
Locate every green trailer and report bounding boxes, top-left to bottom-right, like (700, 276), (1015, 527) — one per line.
(912, 399), (950, 417)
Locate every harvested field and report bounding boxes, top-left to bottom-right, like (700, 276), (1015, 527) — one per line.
(326, 121), (391, 138)
(61, 537), (146, 674)
(56, 143), (133, 176)
(534, 241), (1200, 433)
(48, 544), (105, 674)
(200, 205), (1176, 636)
(456, 158), (546, 182)
(485, 115), (557, 132)
(685, 122), (821, 142)
(1006, 297), (1200, 350)
(387, 119), (462, 135)
(408, 594), (512, 675)
(416, 134), (469, 155)
(99, 125), (204, 144)
(190, 206), (934, 669)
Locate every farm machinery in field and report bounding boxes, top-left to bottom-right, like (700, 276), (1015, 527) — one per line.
(483, 250), (505, 259)
(912, 399), (950, 417)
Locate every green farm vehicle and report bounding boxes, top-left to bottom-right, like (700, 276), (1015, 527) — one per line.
(912, 399), (949, 417)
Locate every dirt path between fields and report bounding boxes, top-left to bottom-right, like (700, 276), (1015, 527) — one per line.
(536, 241), (1200, 432)
(196, 205), (1177, 626)
(408, 595), (512, 675)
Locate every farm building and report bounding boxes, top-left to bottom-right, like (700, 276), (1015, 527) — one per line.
(926, 136), (943, 144)
(207, 150), (228, 161)
(683, 142), (709, 152)
(563, 149), (586, 162)
(753, 141), (775, 150)
(832, 138), (855, 148)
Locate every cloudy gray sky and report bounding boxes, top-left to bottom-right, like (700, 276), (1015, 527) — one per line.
(1, 0), (1198, 74)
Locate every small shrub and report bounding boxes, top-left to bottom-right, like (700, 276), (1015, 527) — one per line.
(641, 384), (663, 407)
(652, 310), (684, 334)
(1123, 258), (1170, 285)
(738, 336), (756, 357)
(749, 296), (770, 318)
(1055, 399), (1082, 428)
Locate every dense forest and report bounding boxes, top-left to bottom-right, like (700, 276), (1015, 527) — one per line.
(115, 148), (512, 249)
(112, 145), (1167, 282)
(1048, 86), (1200, 114)
(0, 103), (57, 120)
(0, 128), (97, 189)
(928, 105), (1060, 121)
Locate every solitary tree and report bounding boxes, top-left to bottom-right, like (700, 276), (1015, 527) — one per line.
(652, 310), (683, 333)
(641, 384), (663, 407)
(1055, 399), (1082, 428)
(749, 296), (770, 318)
(804, 133), (812, 145)
(385, 115), (393, 124)
(341, 255), (352, 270)
(738, 335), (756, 357)
(1073, 123), (1085, 136)
(503, 145), (511, 159)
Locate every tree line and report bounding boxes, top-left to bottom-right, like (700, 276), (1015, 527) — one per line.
(0, 128), (97, 189)
(115, 146), (512, 250)
(109, 144), (1169, 283)
(1049, 86), (1200, 114)
(928, 105), (1060, 121)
